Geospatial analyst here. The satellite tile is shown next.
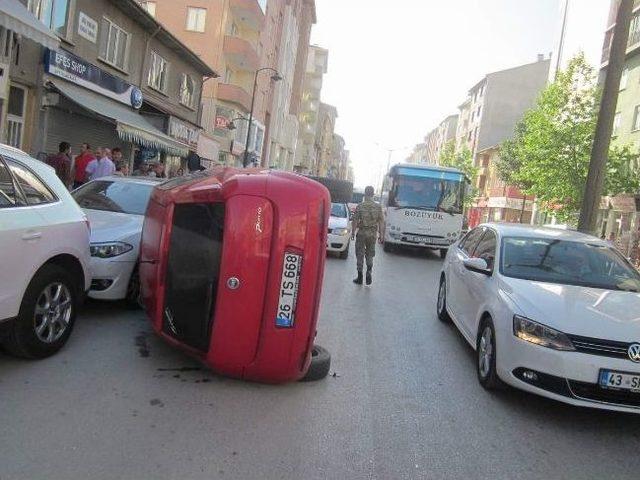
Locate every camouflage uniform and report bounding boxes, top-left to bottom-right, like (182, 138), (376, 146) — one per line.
(353, 198), (383, 271)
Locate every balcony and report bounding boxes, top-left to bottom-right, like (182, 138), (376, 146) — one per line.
(224, 35), (259, 72)
(229, 0), (265, 31)
(217, 83), (252, 112)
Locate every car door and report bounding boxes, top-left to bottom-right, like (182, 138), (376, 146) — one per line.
(0, 157), (42, 319)
(447, 226), (484, 322)
(459, 228), (498, 336)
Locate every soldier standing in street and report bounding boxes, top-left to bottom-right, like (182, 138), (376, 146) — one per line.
(351, 185), (384, 285)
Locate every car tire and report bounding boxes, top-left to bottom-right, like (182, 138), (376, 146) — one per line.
(437, 276), (451, 323)
(125, 265), (142, 309)
(301, 344), (331, 381)
(2, 264), (79, 359)
(339, 244), (349, 259)
(383, 242), (393, 253)
(476, 317), (504, 390)
(439, 248), (448, 259)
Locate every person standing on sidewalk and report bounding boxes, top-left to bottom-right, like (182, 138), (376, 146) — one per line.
(72, 143), (95, 189)
(46, 142), (72, 189)
(351, 185), (384, 285)
(86, 147), (115, 180)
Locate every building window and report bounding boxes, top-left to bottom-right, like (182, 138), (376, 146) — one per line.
(99, 18), (130, 71)
(5, 85), (26, 149)
(629, 13), (640, 48)
(140, 1), (156, 17)
(179, 74), (196, 109)
(633, 106), (640, 132)
(186, 7), (207, 32)
(613, 112), (621, 135)
(620, 68), (629, 90)
(224, 67), (233, 84)
(148, 51), (169, 92)
(230, 22), (239, 36)
(28, 0), (69, 37)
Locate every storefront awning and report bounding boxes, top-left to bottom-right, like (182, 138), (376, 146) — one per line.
(0, 0), (59, 50)
(49, 80), (189, 157)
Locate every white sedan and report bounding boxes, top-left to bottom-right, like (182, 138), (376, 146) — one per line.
(73, 176), (162, 306)
(327, 202), (352, 259)
(438, 223), (640, 413)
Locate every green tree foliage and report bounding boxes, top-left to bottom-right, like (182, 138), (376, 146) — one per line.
(439, 140), (478, 182)
(496, 53), (640, 223)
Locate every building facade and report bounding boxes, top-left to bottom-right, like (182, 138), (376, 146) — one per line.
(458, 58), (550, 227)
(2, 0), (213, 175)
(294, 44), (327, 173)
(313, 101), (336, 176)
(425, 114), (458, 164)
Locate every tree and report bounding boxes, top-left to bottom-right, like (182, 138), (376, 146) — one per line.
(439, 140), (478, 182)
(496, 53), (640, 224)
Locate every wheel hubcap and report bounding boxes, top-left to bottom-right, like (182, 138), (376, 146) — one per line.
(34, 282), (72, 344)
(437, 282), (445, 313)
(478, 326), (493, 378)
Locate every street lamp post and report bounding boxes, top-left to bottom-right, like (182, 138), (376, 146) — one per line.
(243, 67), (283, 168)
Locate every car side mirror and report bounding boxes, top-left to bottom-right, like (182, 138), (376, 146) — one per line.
(463, 257), (491, 275)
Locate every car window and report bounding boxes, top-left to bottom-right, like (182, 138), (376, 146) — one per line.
(73, 180), (155, 215)
(0, 160), (22, 208)
(501, 237), (640, 292)
(330, 203), (348, 218)
(459, 227), (484, 256)
(472, 229), (497, 270)
(7, 160), (56, 205)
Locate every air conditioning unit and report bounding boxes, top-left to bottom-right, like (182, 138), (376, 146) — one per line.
(0, 62), (9, 99)
(41, 92), (60, 107)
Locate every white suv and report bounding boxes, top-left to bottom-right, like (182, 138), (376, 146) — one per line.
(0, 144), (90, 358)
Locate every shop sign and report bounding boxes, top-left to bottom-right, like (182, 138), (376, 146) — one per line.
(169, 117), (199, 149)
(78, 13), (98, 43)
(44, 48), (143, 109)
(215, 116), (229, 129)
(487, 196), (533, 210)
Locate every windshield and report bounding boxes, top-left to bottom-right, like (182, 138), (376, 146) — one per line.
(330, 203), (348, 218)
(351, 192), (364, 204)
(501, 237), (640, 292)
(389, 175), (464, 214)
(73, 180), (155, 215)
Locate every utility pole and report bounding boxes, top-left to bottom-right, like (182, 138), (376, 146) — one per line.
(578, 0), (634, 233)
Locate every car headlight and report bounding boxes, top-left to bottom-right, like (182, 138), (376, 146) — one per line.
(332, 228), (349, 236)
(90, 242), (134, 258)
(513, 315), (575, 351)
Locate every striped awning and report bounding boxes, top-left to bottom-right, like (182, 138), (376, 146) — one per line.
(49, 80), (189, 157)
(0, 0), (59, 50)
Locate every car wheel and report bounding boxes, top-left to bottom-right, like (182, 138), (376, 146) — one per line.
(437, 276), (451, 322)
(476, 318), (503, 390)
(439, 248), (448, 259)
(383, 242), (393, 253)
(125, 265), (143, 309)
(3, 264), (79, 359)
(339, 243), (349, 259)
(300, 344), (331, 381)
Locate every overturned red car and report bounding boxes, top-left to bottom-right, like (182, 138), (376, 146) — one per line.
(139, 168), (331, 383)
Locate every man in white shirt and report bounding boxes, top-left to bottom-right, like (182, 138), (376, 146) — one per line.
(86, 147), (115, 180)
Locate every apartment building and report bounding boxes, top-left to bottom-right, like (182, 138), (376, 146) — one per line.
(294, 44), (328, 173)
(406, 142), (427, 164)
(596, 0), (640, 252)
(425, 114), (458, 164)
(1, 0), (213, 174)
(458, 57), (550, 227)
(314, 101), (337, 176)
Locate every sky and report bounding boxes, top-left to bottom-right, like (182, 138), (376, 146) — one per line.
(310, 0), (610, 189)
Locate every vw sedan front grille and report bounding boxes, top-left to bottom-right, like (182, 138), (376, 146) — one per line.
(567, 334), (631, 360)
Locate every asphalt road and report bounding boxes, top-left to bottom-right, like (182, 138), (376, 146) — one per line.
(2, 246), (640, 480)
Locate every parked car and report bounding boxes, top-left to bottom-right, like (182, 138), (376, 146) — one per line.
(0, 144), (90, 358)
(327, 202), (351, 259)
(438, 223), (640, 413)
(72, 176), (162, 306)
